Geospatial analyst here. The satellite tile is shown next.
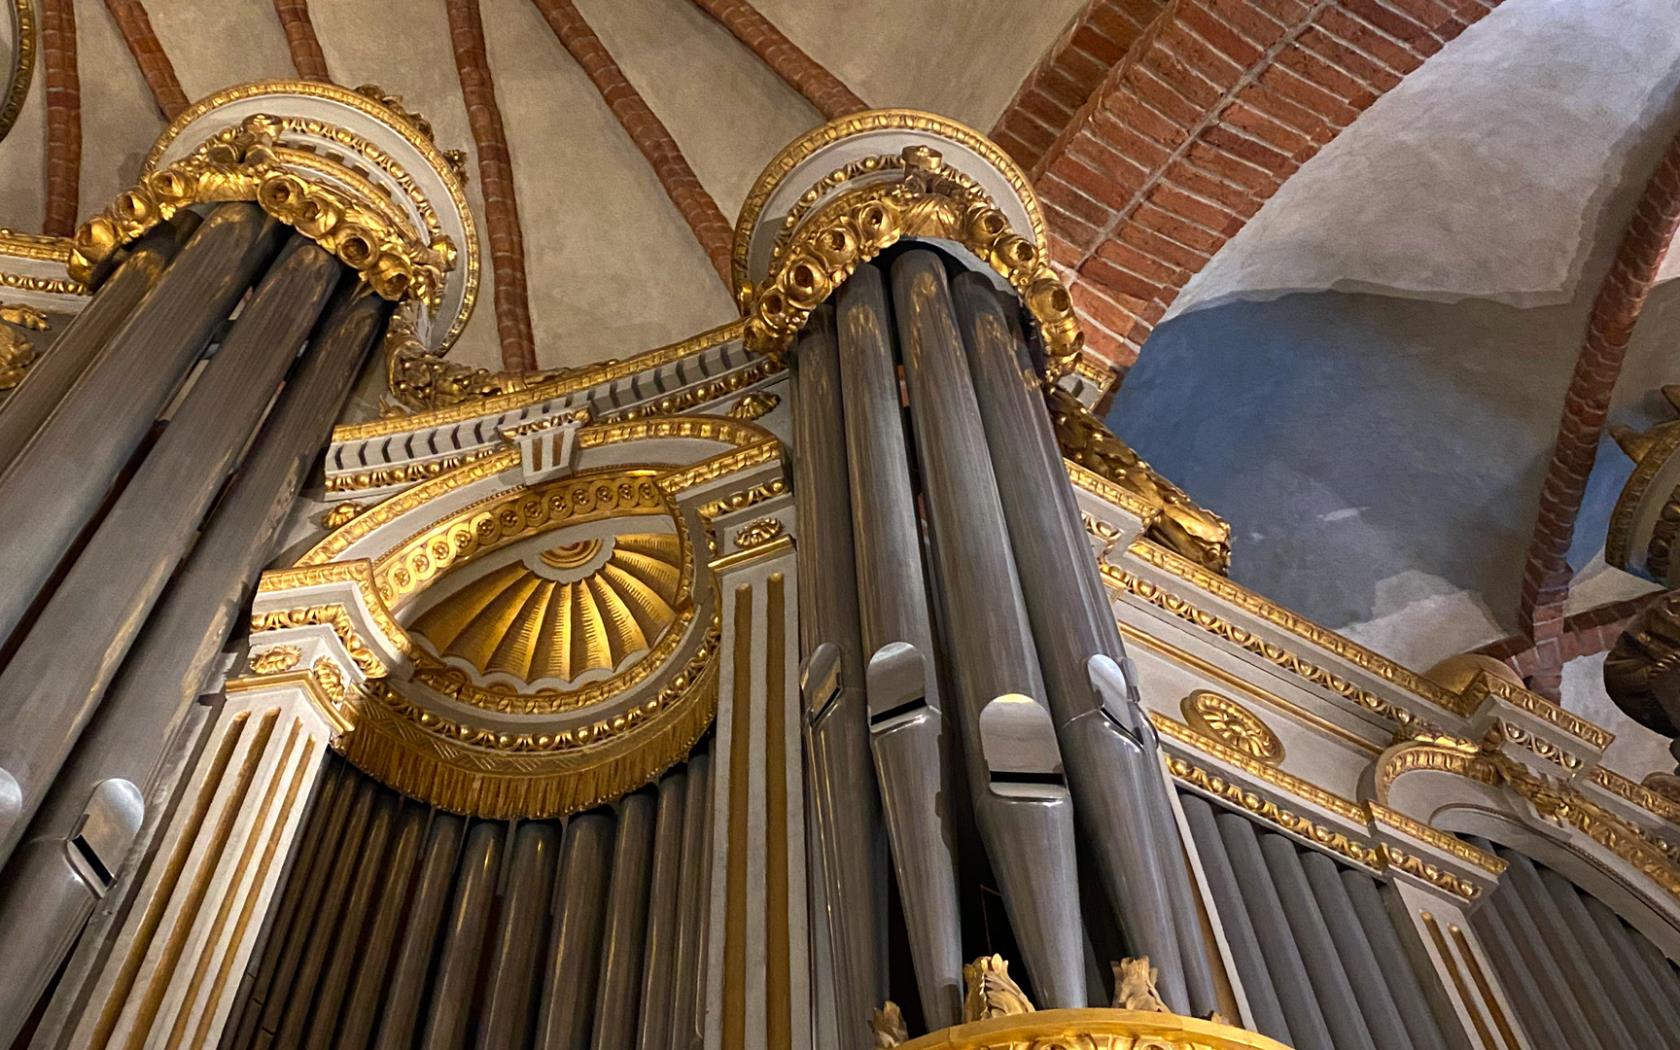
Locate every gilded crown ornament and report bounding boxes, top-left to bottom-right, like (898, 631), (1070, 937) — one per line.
(741, 144), (1083, 380)
(70, 115), (456, 309)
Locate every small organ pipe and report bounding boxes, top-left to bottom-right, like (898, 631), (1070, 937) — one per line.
(335, 802), (427, 1049)
(636, 774), (686, 1050)
(537, 811), (614, 1047)
(374, 813), (464, 1050)
(477, 822), (558, 1049)
(420, 820), (506, 1049)
(593, 789), (656, 1049)
(667, 753), (711, 1050)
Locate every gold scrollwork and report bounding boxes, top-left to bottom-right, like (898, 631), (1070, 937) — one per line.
(741, 145), (1082, 379)
(1052, 386), (1231, 573)
(1181, 691), (1284, 765)
(889, 1009), (1292, 1050)
(1166, 753), (1381, 869)
(962, 955), (1035, 1022)
(72, 115), (454, 308)
(727, 390), (781, 420)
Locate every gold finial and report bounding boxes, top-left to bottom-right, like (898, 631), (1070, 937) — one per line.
(1112, 956), (1171, 1013)
(961, 954), (1035, 1022)
(870, 1001), (908, 1047)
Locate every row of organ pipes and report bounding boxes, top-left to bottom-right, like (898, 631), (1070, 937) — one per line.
(793, 248), (1219, 1040)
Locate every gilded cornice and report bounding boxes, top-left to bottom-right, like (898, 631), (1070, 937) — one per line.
(1159, 716), (1504, 899)
(732, 108), (1046, 295)
(1461, 668), (1612, 751)
(339, 320), (747, 437)
(1592, 766), (1680, 824)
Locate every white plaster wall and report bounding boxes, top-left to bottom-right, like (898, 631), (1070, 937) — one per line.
(753, 0), (1089, 130)
(1175, 0), (1680, 318)
(0, 10), (47, 231)
(1563, 651), (1674, 779)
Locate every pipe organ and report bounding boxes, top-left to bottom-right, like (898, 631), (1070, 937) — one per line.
(0, 82), (1677, 1050)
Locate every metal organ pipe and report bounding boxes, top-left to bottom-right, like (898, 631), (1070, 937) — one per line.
(892, 249), (1084, 1008)
(791, 305), (891, 1044)
(952, 270), (1214, 1014)
(832, 265), (964, 1029)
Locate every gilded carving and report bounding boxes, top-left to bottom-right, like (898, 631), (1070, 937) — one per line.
(962, 955), (1035, 1022)
(0, 302), (47, 395)
(1165, 753), (1381, 870)
(249, 604), (386, 677)
(320, 502), (364, 529)
(382, 311), (582, 413)
(1112, 958), (1170, 1013)
(352, 83), (469, 179)
(1181, 691), (1284, 765)
(247, 645), (302, 675)
(726, 390), (781, 420)
(886, 1008), (1292, 1050)
(733, 517), (787, 550)
(72, 115), (454, 308)
(1053, 386), (1231, 573)
(0, 0), (34, 146)
(871, 1002), (908, 1048)
(607, 360), (783, 422)
(310, 658), (348, 706)
(741, 145), (1082, 378)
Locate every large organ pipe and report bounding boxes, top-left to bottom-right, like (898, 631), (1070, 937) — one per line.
(537, 811), (614, 1046)
(478, 822), (559, 1048)
(833, 266), (964, 1028)
(303, 792), (398, 1047)
(1298, 850), (1412, 1050)
(1581, 894), (1680, 1033)
(374, 813), (465, 1050)
(952, 270), (1211, 1013)
(636, 772), (687, 1050)
(420, 821), (507, 1048)
(0, 205), (281, 668)
(792, 305), (891, 1044)
(0, 219), (190, 470)
(0, 231), (335, 868)
(667, 752), (712, 1050)
(892, 249), (1084, 1007)
(1338, 873), (1452, 1050)
(593, 789), (657, 1048)
(336, 802), (428, 1048)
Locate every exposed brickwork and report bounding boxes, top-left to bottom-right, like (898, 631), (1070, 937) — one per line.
(1030, 0), (1502, 367)
(533, 0), (734, 287)
(40, 0), (79, 237)
(1477, 591), (1661, 696)
(1516, 126), (1680, 656)
(272, 0), (331, 82)
(100, 0), (188, 119)
(993, 0), (1167, 172)
(447, 0), (538, 371)
(689, 0), (865, 121)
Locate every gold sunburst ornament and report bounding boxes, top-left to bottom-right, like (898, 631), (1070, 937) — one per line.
(1182, 691), (1285, 765)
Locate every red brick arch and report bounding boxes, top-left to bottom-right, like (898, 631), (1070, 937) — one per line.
(994, 0), (1503, 367)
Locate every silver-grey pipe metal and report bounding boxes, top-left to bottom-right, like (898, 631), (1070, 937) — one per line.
(1499, 848), (1632, 1047)
(478, 821), (559, 1049)
(0, 205), (280, 662)
(336, 801), (427, 1050)
(1338, 871), (1452, 1050)
(952, 270), (1210, 1013)
(421, 820), (506, 1050)
(0, 280), (389, 1038)
(1215, 812), (1334, 1050)
(1299, 850), (1413, 1050)
(1179, 795), (1291, 1043)
(0, 231), (333, 867)
(834, 266), (963, 1028)
(667, 751), (710, 1050)
(792, 306), (890, 1043)
(1539, 864), (1664, 1039)
(636, 773), (687, 1050)
(1627, 921), (1680, 1005)
(1469, 864), (1588, 1050)
(304, 791), (397, 1048)
(374, 812), (464, 1050)
(594, 789), (656, 1049)
(892, 250), (1084, 1008)
(1258, 832), (1377, 1050)
(538, 811), (614, 1048)
(0, 221), (187, 472)
(1581, 893), (1680, 1035)
(274, 776), (378, 1048)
